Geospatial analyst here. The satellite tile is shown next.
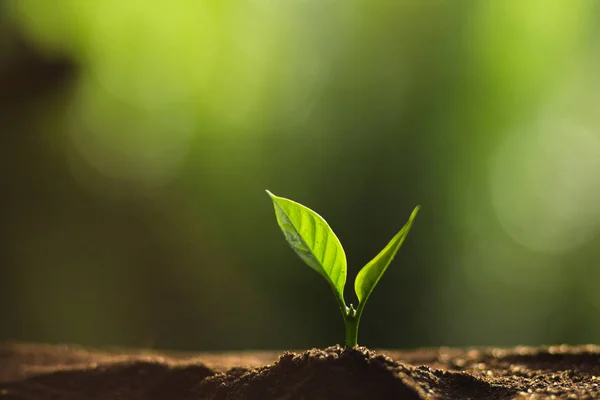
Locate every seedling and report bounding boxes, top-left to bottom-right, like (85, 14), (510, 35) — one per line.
(266, 190), (420, 348)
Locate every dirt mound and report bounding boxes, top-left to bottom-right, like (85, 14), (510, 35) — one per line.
(196, 346), (513, 399)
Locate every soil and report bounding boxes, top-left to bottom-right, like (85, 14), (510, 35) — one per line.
(2, 342), (600, 399)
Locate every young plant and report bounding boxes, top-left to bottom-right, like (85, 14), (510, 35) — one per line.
(266, 190), (420, 348)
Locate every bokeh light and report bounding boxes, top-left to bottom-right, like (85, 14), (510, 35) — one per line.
(491, 119), (600, 254)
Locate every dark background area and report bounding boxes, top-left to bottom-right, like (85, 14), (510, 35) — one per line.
(2, 0), (600, 351)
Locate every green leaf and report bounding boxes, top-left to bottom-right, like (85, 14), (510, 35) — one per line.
(354, 205), (420, 308)
(266, 190), (347, 308)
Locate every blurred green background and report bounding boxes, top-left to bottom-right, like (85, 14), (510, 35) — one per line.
(2, 0), (600, 351)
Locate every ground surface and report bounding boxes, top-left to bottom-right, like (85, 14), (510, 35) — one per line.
(2, 342), (600, 399)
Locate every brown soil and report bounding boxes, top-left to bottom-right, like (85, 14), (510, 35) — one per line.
(2, 342), (600, 399)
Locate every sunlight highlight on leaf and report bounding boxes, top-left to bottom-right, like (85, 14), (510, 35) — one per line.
(355, 205), (420, 306)
(266, 190), (347, 308)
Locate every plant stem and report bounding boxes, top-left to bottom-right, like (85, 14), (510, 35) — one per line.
(344, 314), (359, 348)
